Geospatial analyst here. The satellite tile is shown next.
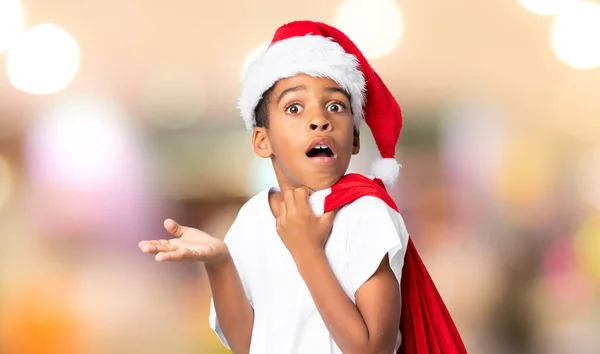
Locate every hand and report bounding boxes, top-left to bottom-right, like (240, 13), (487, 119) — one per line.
(138, 219), (229, 265)
(276, 187), (336, 260)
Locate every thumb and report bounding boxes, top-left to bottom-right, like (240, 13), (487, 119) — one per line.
(164, 219), (188, 238)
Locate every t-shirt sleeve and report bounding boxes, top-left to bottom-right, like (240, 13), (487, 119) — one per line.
(346, 196), (409, 295)
(208, 206), (253, 348)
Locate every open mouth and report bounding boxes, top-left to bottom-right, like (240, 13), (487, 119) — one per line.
(307, 144), (334, 158)
(306, 137), (337, 161)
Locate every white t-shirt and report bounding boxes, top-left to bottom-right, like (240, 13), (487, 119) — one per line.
(209, 187), (409, 354)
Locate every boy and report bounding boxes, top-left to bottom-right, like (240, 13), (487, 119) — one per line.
(139, 21), (466, 354)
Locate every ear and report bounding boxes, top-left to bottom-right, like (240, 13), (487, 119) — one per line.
(252, 127), (273, 158)
(352, 127), (360, 155)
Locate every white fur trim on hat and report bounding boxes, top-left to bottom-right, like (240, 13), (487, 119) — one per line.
(238, 35), (366, 131)
(309, 187), (332, 216)
(370, 156), (400, 188)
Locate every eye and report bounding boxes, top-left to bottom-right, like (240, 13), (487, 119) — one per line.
(327, 103), (346, 113)
(285, 104), (303, 114)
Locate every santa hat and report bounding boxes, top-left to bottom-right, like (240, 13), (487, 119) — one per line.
(238, 20), (402, 187)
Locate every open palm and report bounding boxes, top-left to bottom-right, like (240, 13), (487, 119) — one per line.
(138, 219), (228, 263)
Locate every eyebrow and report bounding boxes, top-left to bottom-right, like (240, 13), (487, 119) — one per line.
(325, 87), (350, 100)
(276, 85), (306, 104)
(276, 85), (350, 104)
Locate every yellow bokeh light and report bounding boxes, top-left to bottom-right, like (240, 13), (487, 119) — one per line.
(574, 216), (600, 279)
(496, 138), (553, 208)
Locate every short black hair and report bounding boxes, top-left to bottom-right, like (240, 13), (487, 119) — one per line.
(254, 85), (275, 128)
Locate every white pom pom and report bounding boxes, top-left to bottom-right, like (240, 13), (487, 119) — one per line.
(370, 157), (400, 187)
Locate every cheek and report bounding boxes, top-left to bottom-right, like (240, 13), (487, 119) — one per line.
(269, 130), (302, 159)
(270, 119), (304, 148)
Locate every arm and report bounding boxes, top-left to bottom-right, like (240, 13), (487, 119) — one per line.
(139, 219), (254, 354)
(275, 189), (404, 354)
(206, 255), (254, 354)
(295, 253), (400, 354)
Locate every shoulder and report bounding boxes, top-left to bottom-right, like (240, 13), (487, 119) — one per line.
(236, 189), (271, 220)
(339, 195), (404, 221)
(223, 189), (271, 242)
(336, 196), (408, 239)
(337, 196), (409, 293)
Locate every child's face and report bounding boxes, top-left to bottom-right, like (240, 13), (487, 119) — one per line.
(252, 74), (360, 191)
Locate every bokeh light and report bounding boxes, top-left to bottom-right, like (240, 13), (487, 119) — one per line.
(574, 216), (600, 279)
(0, 0), (25, 52)
(0, 156), (14, 209)
(240, 41), (270, 80)
(23, 96), (158, 244)
(497, 137), (553, 208)
(518, 0), (576, 15)
(335, 0), (404, 59)
(1, 2), (600, 354)
(6, 23), (80, 94)
(25, 97), (134, 188)
(542, 236), (594, 304)
(550, 1), (600, 69)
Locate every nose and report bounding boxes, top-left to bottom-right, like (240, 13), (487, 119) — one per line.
(307, 114), (331, 132)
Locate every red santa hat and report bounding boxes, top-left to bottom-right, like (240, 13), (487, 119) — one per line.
(238, 20), (402, 187)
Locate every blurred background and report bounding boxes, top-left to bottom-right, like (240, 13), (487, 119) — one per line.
(1, 0), (600, 353)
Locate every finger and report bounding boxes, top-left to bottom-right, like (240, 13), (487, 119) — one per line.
(141, 242), (178, 254)
(294, 187), (311, 213)
(320, 210), (337, 227)
(278, 200), (287, 219)
(138, 239), (170, 247)
(164, 219), (188, 238)
(283, 189), (296, 214)
(155, 249), (186, 262)
(138, 239), (171, 248)
(157, 247), (200, 261)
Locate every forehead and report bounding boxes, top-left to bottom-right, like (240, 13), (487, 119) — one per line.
(272, 74), (343, 92)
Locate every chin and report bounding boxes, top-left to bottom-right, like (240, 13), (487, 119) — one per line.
(305, 174), (344, 191)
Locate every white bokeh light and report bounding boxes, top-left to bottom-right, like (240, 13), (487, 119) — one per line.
(0, 0), (25, 52)
(241, 41), (270, 80)
(335, 0), (403, 59)
(26, 97), (134, 188)
(24, 96), (157, 242)
(518, 0), (576, 15)
(550, 1), (600, 69)
(6, 23), (80, 95)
